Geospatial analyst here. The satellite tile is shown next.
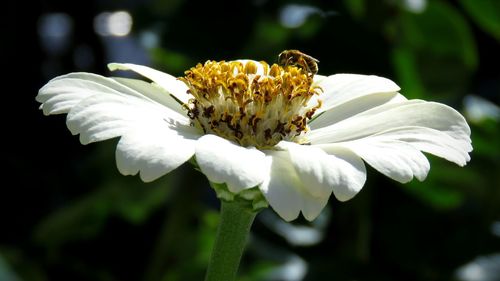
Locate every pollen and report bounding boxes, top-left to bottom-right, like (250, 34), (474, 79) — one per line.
(179, 60), (322, 148)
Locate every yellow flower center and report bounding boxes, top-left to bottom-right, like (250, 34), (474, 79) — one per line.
(179, 60), (322, 148)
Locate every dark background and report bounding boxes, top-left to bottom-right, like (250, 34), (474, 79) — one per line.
(4, 0), (500, 280)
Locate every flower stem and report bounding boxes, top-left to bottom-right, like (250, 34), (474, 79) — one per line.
(204, 200), (257, 281)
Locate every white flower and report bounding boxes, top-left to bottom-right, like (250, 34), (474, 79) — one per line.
(36, 59), (472, 221)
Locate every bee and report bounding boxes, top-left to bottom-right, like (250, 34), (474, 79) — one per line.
(278, 50), (319, 75)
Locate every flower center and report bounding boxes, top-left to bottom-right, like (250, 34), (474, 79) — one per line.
(179, 60), (322, 148)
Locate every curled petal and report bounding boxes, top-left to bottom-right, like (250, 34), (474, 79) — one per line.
(260, 151), (302, 221)
(195, 134), (270, 193)
(339, 139), (430, 183)
(108, 63), (191, 104)
(116, 129), (196, 182)
(38, 71), (199, 182)
(38, 73), (137, 115)
(310, 100), (471, 183)
(112, 77), (186, 115)
(65, 92), (193, 145)
(66, 93), (197, 181)
(279, 142), (335, 197)
(318, 145), (368, 201)
(300, 190), (330, 222)
(37, 73), (186, 117)
(312, 74), (401, 115)
(310, 92), (406, 129)
(260, 151), (331, 221)
(280, 142), (367, 201)
(309, 101), (470, 145)
(370, 126), (472, 166)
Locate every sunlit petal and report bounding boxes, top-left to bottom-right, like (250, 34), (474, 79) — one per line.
(317, 145), (367, 201)
(116, 128), (196, 182)
(260, 151), (330, 221)
(37, 72), (186, 118)
(280, 142), (367, 201)
(195, 134), (270, 193)
(65, 90), (193, 145)
(108, 63), (190, 104)
(312, 74), (401, 114)
(309, 101), (470, 146)
(370, 126), (471, 166)
(339, 139), (430, 183)
(38, 71), (200, 183)
(311, 100), (471, 183)
(310, 92), (406, 129)
(112, 77), (186, 115)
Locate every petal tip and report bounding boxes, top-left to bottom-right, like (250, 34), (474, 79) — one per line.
(139, 172), (161, 183)
(302, 211), (320, 222)
(107, 63), (122, 71)
(278, 211), (299, 222)
(333, 192), (357, 202)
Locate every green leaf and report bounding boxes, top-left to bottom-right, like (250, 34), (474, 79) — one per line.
(34, 176), (172, 247)
(343, 0), (366, 19)
(460, 0), (500, 41)
(391, 1), (478, 98)
(391, 47), (425, 99)
(150, 48), (195, 76)
(33, 190), (109, 246)
(242, 19), (290, 55)
(403, 180), (464, 210)
(399, 1), (478, 69)
(469, 120), (500, 159)
(112, 182), (172, 224)
(402, 158), (484, 210)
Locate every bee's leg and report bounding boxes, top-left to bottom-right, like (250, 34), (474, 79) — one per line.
(298, 57), (312, 74)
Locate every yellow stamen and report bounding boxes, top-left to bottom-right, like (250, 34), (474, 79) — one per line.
(179, 60), (322, 148)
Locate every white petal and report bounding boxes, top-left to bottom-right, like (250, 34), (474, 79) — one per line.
(195, 134), (270, 193)
(108, 63), (190, 104)
(112, 77), (185, 115)
(316, 145), (368, 201)
(309, 100), (471, 183)
(37, 73), (133, 115)
(37, 72), (186, 118)
(38, 72), (200, 182)
(260, 151), (330, 222)
(300, 190), (330, 221)
(308, 101), (470, 146)
(65, 92), (198, 181)
(66, 92), (194, 145)
(312, 74), (401, 114)
(260, 151), (302, 221)
(310, 100), (472, 183)
(280, 142), (367, 201)
(338, 139), (430, 183)
(310, 92), (406, 130)
(281, 143), (334, 197)
(116, 128), (196, 182)
(370, 126), (472, 166)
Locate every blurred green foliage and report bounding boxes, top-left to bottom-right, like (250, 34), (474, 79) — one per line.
(4, 0), (500, 280)
(459, 0), (500, 40)
(392, 1), (478, 99)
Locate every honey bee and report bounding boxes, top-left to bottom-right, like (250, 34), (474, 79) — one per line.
(278, 50), (319, 75)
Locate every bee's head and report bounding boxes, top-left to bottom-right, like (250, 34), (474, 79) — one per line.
(277, 51), (287, 65)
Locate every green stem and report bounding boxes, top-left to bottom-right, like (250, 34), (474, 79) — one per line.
(204, 200), (257, 281)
